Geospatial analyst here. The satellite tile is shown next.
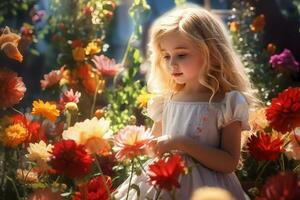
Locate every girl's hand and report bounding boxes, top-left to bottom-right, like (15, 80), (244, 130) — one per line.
(155, 135), (186, 157)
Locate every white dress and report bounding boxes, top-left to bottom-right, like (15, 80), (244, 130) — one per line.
(114, 91), (250, 200)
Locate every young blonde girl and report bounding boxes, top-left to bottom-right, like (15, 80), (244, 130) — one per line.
(116, 4), (256, 200)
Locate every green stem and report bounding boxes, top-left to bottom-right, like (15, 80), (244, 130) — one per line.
(125, 159), (135, 200)
(279, 154), (285, 171)
(136, 157), (147, 174)
(168, 189), (176, 200)
(0, 147), (7, 198)
(255, 160), (270, 184)
(66, 111), (71, 128)
(154, 188), (161, 200)
(95, 155), (111, 200)
(172, 189), (176, 200)
(10, 107), (24, 116)
(121, 34), (133, 67)
(23, 166), (33, 184)
(6, 176), (21, 200)
(90, 79), (101, 118)
(112, 34), (134, 89)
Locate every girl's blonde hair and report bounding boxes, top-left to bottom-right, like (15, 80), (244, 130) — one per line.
(147, 4), (258, 105)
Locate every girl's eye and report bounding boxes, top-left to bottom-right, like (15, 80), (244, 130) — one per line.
(177, 54), (187, 59)
(163, 55), (170, 60)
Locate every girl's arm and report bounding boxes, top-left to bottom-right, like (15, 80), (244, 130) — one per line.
(156, 121), (242, 174)
(144, 121), (162, 157)
(151, 121), (162, 137)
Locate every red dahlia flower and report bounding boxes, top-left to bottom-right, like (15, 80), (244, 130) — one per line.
(147, 154), (186, 191)
(50, 139), (93, 178)
(256, 171), (300, 200)
(247, 131), (284, 161)
(72, 176), (114, 200)
(266, 87), (300, 134)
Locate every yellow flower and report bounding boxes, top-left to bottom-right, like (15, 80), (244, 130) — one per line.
(1, 123), (28, 147)
(137, 92), (157, 108)
(85, 41), (101, 55)
(26, 141), (53, 171)
(32, 100), (60, 122)
(72, 47), (85, 61)
(62, 117), (112, 154)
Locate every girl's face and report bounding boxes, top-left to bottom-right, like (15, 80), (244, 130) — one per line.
(160, 31), (205, 86)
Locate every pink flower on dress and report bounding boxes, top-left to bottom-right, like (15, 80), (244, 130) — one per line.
(113, 125), (154, 161)
(40, 69), (62, 90)
(92, 55), (123, 77)
(0, 70), (26, 108)
(58, 89), (81, 110)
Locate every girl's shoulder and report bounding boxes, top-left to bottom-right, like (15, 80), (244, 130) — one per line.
(145, 93), (170, 122)
(217, 90), (250, 131)
(222, 90), (248, 105)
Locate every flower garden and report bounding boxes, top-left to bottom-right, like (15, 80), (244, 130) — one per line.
(0, 0), (300, 199)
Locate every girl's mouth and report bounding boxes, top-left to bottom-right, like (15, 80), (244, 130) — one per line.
(172, 73), (183, 77)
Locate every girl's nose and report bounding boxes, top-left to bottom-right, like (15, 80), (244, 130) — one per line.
(170, 58), (178, 69)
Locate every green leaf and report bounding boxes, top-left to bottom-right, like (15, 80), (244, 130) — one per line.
(21, 3), (28, 10)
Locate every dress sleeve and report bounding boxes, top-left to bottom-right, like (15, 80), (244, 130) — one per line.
(145, 95), (165, 122)
(217, 91), (251, 131)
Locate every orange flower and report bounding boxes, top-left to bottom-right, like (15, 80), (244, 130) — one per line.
(0, 70), (26, 108)
(82, 72), (105, 95)
(85, 41), (101, 55)
(77, 63), (92, 79)
(250, 14), (265, 33)
(229, 21), (239, 32)
(267, 43), (276, 55)
(60, 68), (78, 86)
(32, 100), (60, 122)
(94, 109), (105, 119)
(72, 47), (85, 61)
(113, 125), (154, 160)
(0, 26), (23, 62)
(1, 123), (28, 147)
